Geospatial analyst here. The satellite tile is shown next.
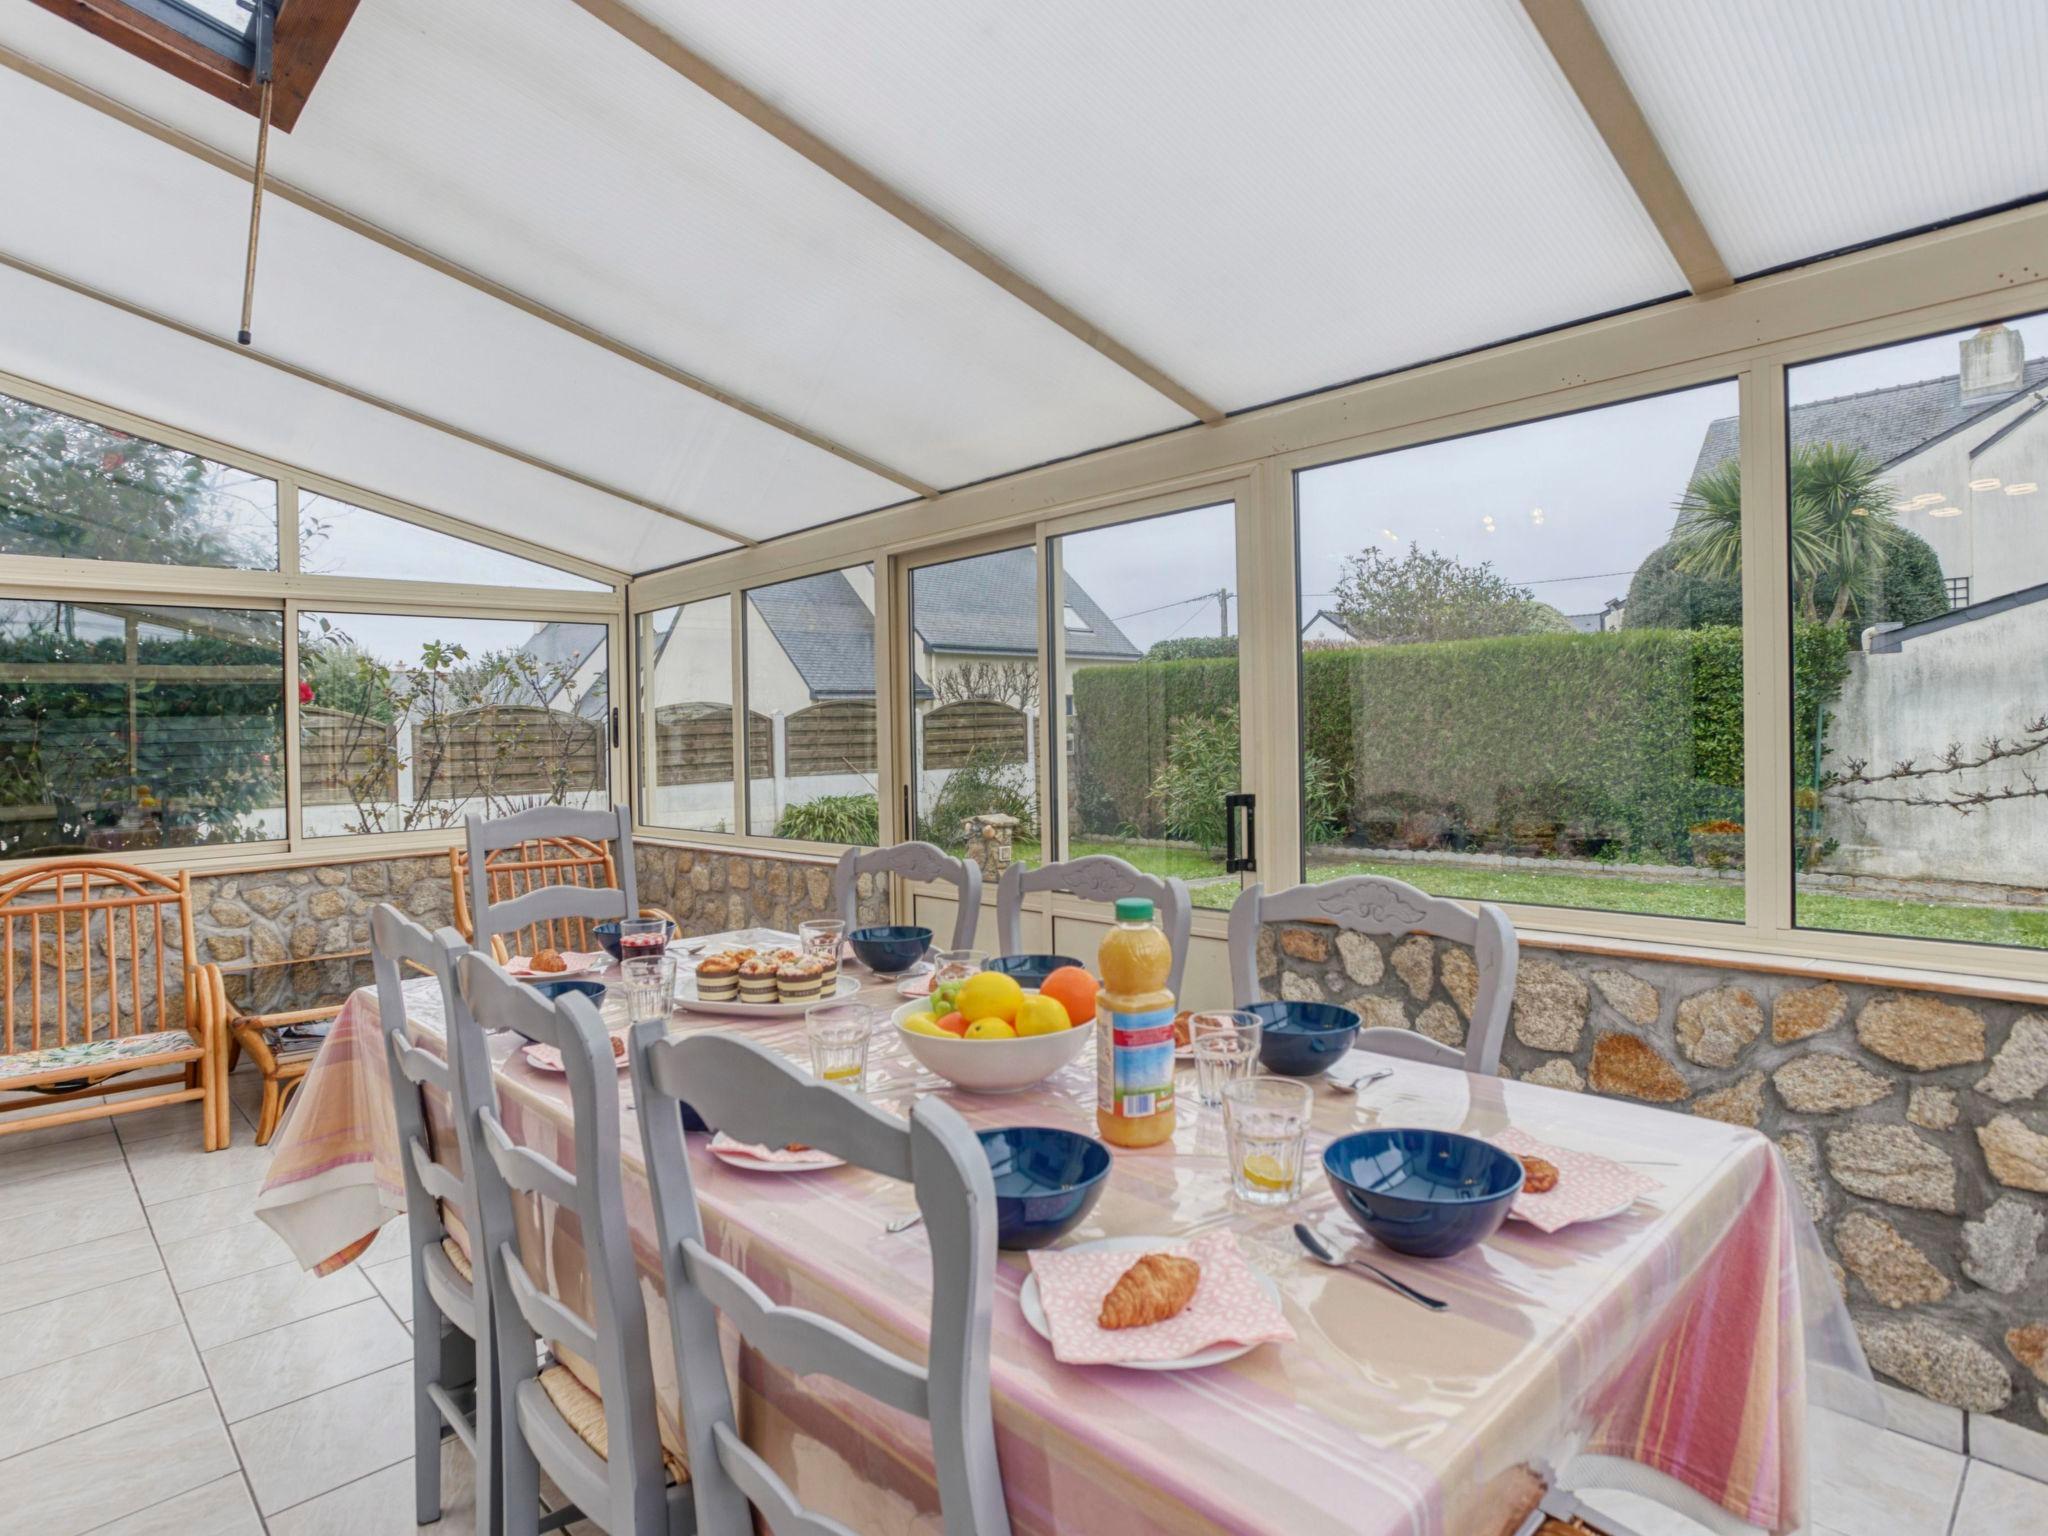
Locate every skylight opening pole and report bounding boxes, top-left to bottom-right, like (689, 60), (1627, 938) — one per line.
(237, 0), (278, 347)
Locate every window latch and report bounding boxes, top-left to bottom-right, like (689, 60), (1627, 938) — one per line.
(1225, 792), (1256, 873)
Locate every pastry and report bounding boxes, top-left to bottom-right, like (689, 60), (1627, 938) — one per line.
(1097, 1252), (1201, 1330)
(776, 959), (823, 1003)
(695, 953), (740, 1002)
(1521, 1155), (1560, 1194)
(531, 949), (567, 974)
(737, 957), (780, 1005)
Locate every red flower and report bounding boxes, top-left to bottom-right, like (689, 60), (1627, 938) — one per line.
(298, 680), (314, 705)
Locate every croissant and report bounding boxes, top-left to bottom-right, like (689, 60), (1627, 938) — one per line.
(1521, 1156), (1560, 1194)
(1098, 1253), (1200, 1330)
(531, 948), (568, 974)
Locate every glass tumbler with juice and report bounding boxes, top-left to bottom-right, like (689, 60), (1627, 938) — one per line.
(1095, 897), (1176, 1148)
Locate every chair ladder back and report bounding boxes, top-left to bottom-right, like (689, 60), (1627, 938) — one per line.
(834, 842), (981, 950)
(460, 806), (638, 962)
(1227, 879), (1518, 1075)
(459, 950), (668, 1535)
(997, 855), (1192, 996)
(0, 861), (195, 1055)
(632, 1027), (1010, 1536)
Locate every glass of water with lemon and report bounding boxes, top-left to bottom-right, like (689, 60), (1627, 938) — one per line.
(1223, 1076), (1313, 1206)
(807, 1002), (876, 1091)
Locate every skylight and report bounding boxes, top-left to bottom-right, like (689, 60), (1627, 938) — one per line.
(134, 0), (259, 66)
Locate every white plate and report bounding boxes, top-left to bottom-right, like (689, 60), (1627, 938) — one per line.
(707, 1135), (846, 1173)
(1017, 1234), (1284, 1372)
(677, 972), (859, 1018)
(522, 1037), (629, 1074)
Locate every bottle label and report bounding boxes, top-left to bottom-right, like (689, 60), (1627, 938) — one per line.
(1098, 1005), (1176, 1118)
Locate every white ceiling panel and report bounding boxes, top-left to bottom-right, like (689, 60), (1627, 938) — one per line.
(0, 63), (911, 570)
(1584, 0), (2048, 278)
(0, 0), (1193, 492)
(626, 0), (1686, 412)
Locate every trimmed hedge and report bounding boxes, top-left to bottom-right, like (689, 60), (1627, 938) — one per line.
(1071, 624), (1849, 862)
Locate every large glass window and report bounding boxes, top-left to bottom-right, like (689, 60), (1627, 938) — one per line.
(0, 392), (278, 569)
(299, 611), (608, 837)
(0, 600), (284, 857)
(640, 596), (744, 835)
(1296, 381), (1743, 921)
(910, 547), (1041, 866)
(1789, 310), (2048, 950)
(744, 565), (879, 844)
(297, 492), (607, 591)
(1054, 501), (1240, 907)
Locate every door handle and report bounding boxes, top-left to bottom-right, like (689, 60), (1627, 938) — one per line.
(1225, 793), (1256, 874)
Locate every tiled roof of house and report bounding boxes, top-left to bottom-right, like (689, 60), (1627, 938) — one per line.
(1690, 357), (2048, 482)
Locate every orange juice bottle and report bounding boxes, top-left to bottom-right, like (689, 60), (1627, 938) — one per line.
(1095, 897), (1176, 1148)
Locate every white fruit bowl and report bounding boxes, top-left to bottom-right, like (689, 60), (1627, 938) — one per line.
(891, 997), (1094, 1095)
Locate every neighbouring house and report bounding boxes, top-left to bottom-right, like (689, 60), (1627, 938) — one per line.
(642, 551), (1140, 831)
(1691, 322), (2048, 610)
(1301, 608), (1355, 643)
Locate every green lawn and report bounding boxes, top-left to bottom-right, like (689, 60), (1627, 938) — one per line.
(1061, 839), (2048, 949)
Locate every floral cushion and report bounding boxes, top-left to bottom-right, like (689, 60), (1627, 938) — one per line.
(0, 1029), (201, 1084)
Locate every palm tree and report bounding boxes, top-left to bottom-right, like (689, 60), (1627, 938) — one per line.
(1670, 443), (1902, 623)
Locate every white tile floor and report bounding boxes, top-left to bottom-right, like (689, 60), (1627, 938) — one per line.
(1, 1071), (2040, 1536)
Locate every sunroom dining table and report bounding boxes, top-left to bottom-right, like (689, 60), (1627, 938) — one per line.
(254, 934), (1869, 1536)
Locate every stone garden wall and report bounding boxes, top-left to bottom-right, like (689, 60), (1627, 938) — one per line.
(1257, 924), (2048, 1431)
(633, 841), (885, 935)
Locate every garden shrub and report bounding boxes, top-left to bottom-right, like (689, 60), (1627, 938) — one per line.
(774, 792), (879, 845)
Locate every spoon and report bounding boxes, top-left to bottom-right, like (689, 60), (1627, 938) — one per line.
(1329, 1067), (1391, 1094)
(885, 1213), (924, 1235)
(1293, 1223), (1447, 1311)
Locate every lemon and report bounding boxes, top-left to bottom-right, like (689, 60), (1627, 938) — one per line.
(957, 972), (1024, 1025)
(1014, 995), (1071, 1036)
(962, 1016), (1017, 1041)
(901, 1011), (948, 1037)
(1240, 1153), (1292, 1192)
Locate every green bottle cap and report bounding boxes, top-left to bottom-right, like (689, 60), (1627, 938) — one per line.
(1114, 897), (1154, 922)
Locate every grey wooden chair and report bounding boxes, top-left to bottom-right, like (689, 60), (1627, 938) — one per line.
(996, 855), (1192, 996)
(369, 904), (492, 1531)
(833, 841), (982, 950)
(458, 951), (692, 1536)
(630, 1026), (1010, 1536)
(463, 806), (639, 965)
(1226, 877), (1516, 1076)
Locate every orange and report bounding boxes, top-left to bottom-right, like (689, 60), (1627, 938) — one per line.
(934, 1011), (969, 1036)
(1038, 966), (1098, 1025)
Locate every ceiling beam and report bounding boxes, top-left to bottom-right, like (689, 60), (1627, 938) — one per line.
(567, 0), (1228, 428)
(0, 245), (756, 549)
(1519, 0), (1733, 295)
(0, 42), (939, 501)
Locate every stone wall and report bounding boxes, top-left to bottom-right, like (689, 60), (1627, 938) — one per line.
(1258, 925), (2048, 1430)
(632, 842), (885, 934)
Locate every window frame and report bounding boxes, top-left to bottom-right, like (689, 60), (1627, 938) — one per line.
(0, 367), (627, 873)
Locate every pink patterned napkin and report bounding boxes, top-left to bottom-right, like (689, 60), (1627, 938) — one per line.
(1492, 1127), (1659, 1233)
(507, 950), (609, 978)
(1026, 1232), (1294, 1365)
(521, 1033), (629, 1075)
(707, 1132), (845, 1170)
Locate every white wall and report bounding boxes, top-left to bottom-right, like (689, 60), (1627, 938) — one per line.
(1883, 390), (2048, 604)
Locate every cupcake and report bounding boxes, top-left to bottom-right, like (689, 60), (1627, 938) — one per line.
(695, 953), (740, 1003)
(737, 957), (780, 1006)
(810, 943), (840, 986)
(776, 959), (823, 1004)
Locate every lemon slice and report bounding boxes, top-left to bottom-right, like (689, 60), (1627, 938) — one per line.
(1241, 1153), (1291, 1191)
(821, 1065), (862, 1083)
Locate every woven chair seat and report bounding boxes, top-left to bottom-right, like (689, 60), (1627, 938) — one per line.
(537, 1364), (689, 1486)
(440, 1237), (472, 1282)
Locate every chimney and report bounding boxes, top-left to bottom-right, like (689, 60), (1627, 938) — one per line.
(1960, 322), (2025, 401)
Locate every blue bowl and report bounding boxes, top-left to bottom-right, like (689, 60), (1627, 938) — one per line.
(525, 978), (607, 1005)
(977, 1126), (1112, 1250)
(592, 919), (677, 961)
(1322, 1128), (1524, 1258)
(1245, 1000), (1361, 1077)
(848, 925), (932, 975)
(981, 953), (1085, 989)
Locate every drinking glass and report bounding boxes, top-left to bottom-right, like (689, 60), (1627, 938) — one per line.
(807, 1002), (875, 1092)
(928, 948), (985, 1007)
(798, 919), (846, 982)
(1188, 1011), (1262, 1108)
(620, 952), (676, 1029)
(617, 916), (669, 964)
(1223, 1077), (1314, 1207)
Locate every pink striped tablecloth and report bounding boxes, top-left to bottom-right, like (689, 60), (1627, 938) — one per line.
(256, 961), (1869, 1536)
